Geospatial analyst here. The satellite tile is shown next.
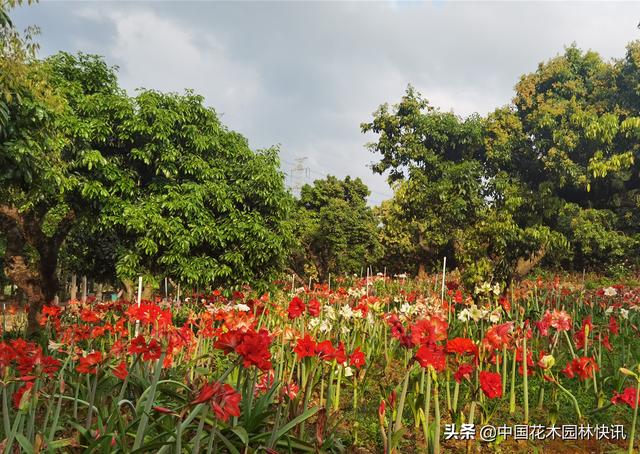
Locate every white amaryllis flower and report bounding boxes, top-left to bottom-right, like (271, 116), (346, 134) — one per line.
(48, 340), (64, 351)
(308, 318), (320, 330)
(603, 287), (618, 297)
(620, 308), (629, 319)
(366, 312), (375, 325)
(340, 304), (354, 320)
(469, 304), (486, 322)
(320, 320), (332, 333)
(489, 308), (502, 323)
(400, 303), (414, 316)
(474, 282), (492, 295)
(605, 306), (614, 315)
(457, 308), (470, 322)
(492, 283), (501, 296)
(341, 325), (350, 335)
(323, 305), (336, 320)
(235, 304), (251, 312)
(539, 354), (555, 370)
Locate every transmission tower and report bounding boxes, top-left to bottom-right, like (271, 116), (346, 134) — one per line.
(289, 157), (310, 196)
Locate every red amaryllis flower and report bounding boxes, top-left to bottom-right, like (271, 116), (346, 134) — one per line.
(482, 322), (513, 350)
(113, 361), (128, 380)
(143, 339), (162, 361)
(287, 297), (306, 319)
(609, 316), (619, 335)
(191, 382), (241, 422)
(561, 362), (574, 379)
(333, 342), (347, 364)
(307, 299), (321, 317)
(386, 314), (413, 348)
(214, 330), (244, 354)
(415, 345), (446, 372)
(76, 352), (103, 375)
(574, 317), (593, 351)
(42, 305), (62, 319)
(281, 382), (299, 400)
(454, 363), (474, 383)
(479, 371), (502, 399)
(612, 387), (639, 409)
(80, 309), (101, 323)
(235, 329), (272, 370)
(562, 356), (598, 380)
(293, 335), (317, 359)
(13, 382), (34, 410)
(315, 340), (335, 361)
(411, 316), (448, 347)
(349, 347), (366, 369)
(446, 337), (477, 356)
(550, 310), (572, 331)
(498, 295), (511, 312)
(129, 335), (148, 355)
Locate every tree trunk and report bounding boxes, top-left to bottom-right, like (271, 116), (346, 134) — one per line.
(1, 205), (73, 336)
(122, 278), (134, 302)
(418, 263), (428, 280)
(142, 283), (154, 301)
(70, 274), (77, 301)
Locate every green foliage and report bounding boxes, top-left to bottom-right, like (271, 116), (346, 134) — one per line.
(44, 53), (295, 290)
(292, 176), (382, 279)
(366, 41), (640, 287)
(1, 21), (294, 320)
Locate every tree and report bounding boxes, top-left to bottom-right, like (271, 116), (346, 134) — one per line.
(366, 43), (640, 287)
(363, 86), (564, 289)
(1, 44), (294, 333)
(292, 176), (382, 280)
(46, 51), (295, 293)
(1, 2), (80, 332)
(485, 43), (640, 272)
(362, 87), (487, 277)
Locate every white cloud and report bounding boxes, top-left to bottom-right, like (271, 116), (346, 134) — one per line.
(76, 7), (262, 130)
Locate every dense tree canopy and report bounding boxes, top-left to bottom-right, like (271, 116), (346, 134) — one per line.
(365, 43), (640, 289)
(1, 26), (293, 331)
(291, 176), (382, 280)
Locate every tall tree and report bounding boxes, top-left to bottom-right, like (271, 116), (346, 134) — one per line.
(485, 43), (640, 272)
(292, 176), (382, 280)
(1, 45), (294, 333)
(363, 86), (564, 288)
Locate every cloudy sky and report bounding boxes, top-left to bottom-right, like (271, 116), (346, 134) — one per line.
(12, 1), (640, 204)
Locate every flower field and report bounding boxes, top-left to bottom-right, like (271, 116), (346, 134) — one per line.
(2, 275), (640, 453)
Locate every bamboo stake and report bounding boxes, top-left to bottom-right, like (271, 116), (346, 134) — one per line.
(441, 257), (448, 323)
(135, 276), (142, 336)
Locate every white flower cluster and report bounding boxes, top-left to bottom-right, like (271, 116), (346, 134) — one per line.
(457, 304), (502, 323)
(400, 302), (417, 317)
(307, 302), (374, 334)
(474, 282), (501, 296)
(348, 287), (367, 298)
(604, 305), (636, 319)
